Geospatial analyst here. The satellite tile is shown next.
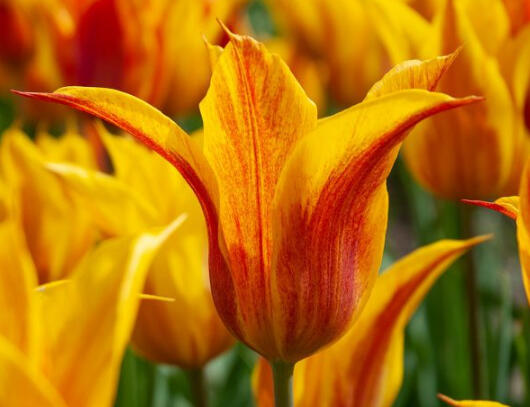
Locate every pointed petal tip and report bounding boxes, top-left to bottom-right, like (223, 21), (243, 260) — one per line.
(437, 394), (457, 405)
(461, 199), (518, 220)
(216, 18), (235, 38)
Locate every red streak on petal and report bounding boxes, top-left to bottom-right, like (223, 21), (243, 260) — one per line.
(461, 199), (518, 220)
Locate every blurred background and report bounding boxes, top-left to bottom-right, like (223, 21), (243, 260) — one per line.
(1, 0), (529, 406)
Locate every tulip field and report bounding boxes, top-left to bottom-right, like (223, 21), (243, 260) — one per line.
(1, 0), (530, 406)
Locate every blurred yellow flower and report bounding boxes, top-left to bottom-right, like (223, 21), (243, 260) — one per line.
(268, 0), (430, 104)
(0, 210), (183, 406)
(438, 393), (509, 407)
(0, 127), (98, 283)
(252, 236), (489, 407)
(47, 124), (234, 368)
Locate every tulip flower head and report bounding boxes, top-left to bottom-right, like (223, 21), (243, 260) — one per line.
(15, 29), (482, 364)
(253, 236), (489, 407)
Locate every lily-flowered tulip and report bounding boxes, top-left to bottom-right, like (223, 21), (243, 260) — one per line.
(402, 0), (527, 200)
(252, 236), (489, 407)
(0, 210), (184, 406)
(0, 127), (98, 283)
(438, 394), (509, 407)
(268, 0), (430, 103)
(46, 124), (234, 369)
(464, 157), (530, 304)
(15, 31), (481, 364)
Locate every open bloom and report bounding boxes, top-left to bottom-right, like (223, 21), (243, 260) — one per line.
(464, 156), (530, 305)
(0, 209), (183, 406)
(268, 0), (430, 103)
(15, 31), (481, 363)
(252, 236), (489, 406)
(402, 0), (529, 200)
(47, 124), (234, 369)
(438, 394), (509, 407)
(0, 127), (98, 283)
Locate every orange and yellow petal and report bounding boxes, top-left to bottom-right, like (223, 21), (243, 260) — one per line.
(438, 394), (509, 407)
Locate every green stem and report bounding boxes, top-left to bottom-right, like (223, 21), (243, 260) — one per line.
(270, 360), (295, 407)
(187, 367), (207, 407)
(459, 205), (483, 398)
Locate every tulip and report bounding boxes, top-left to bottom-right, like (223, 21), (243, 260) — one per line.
(45, 123), (234, 371)
(0, 127), (98, 283)
(438, 394), (509, 407)
(402, 0), (525, 200)
(0, 210), (184, 406)
(252, 236), (489, 407)
(15, 30), (481, 405)
(267, 0), (430, 104)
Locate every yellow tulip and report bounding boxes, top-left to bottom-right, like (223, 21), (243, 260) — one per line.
(0, 211), (184, 406)
(0, 127), (98, 283)
(46, 124), (234, 368)
(268, 0), (430, 104)
(402, 0), (527, 200)
(252, 236), (489, 407)
(438, 394), (510, 407)
(15, 31), (481, 368)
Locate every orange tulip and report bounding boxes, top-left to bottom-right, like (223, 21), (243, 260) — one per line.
(252, 237), (489, 407)
(403, 0), (530, 200)
(14, 31), (481, 367)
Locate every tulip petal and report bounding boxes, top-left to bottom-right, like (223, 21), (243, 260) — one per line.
(0, 336), (66, 407)
(270, 90), (481, 361)
(462, 197), (519, 220)
(254, 236), (489, 407)
(438, 394), (509, 407)
(0, 220), (39, 359)
(36, 216), (185, 407)
(11, 87), (219, 231)
(198, 31), (318, 352)
(365, 50), (460, 100)
(0, 129), (96, 282)
(45, 162), (157, 235)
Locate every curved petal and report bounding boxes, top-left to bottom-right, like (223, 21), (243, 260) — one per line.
(269, 90), (481, 362)
(36, 217), (184, 407)
(438, 394), (509, 407)
(0, 336), (66, 407)
(253, 236), (489, 407)
(198, 31), (318, 353)
(0, 220), (39, 359)
(462, 197), (519, 220)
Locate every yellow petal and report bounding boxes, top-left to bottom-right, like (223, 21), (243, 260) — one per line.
(45, 162), (157, 236)
(0, 128), (96, 282)
(198, 31), (317, 358)
(0, 336), (66, 407)
(438, 394), (509, 407)
(402, 0), (516, 199)
(0, 220), (39, 359)
(269, 90), (481, 362)
(253, 236), (489, 407)
(36, 215), (185, 407)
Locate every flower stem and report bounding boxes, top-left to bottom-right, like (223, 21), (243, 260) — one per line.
(187, 367), (207, 407)
(270, 360), (295, 407)
(459, 205), (483, 398)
